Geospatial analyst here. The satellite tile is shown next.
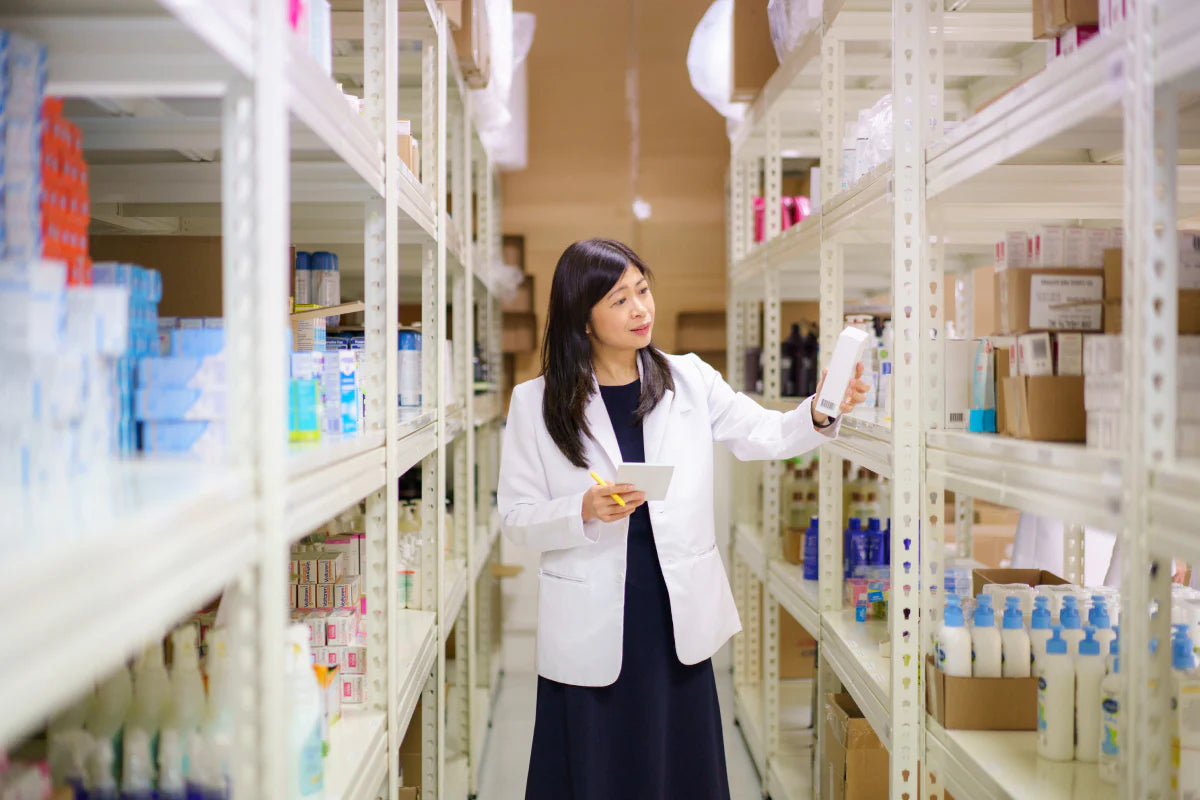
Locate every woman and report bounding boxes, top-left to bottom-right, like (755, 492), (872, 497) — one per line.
(498, 238), (868, 799)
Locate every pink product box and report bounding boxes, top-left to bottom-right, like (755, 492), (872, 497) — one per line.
(305, 611), (328, 647)
(315, 646), (347, 670)
(341, 674), (366, 705)
(343, 646), (367, 675)
(995, 232), (1029, 271)
(1059, 25), (1100, 58)
(326, 608), (358, 646)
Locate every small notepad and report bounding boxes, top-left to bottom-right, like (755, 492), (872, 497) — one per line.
(615, 463), (675, 501)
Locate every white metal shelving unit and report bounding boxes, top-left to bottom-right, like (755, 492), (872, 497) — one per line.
(726, 0), (1196, 797)
(0, 2), (505, 798)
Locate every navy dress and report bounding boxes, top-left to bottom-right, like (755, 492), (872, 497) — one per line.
(525, 378), (732, 800)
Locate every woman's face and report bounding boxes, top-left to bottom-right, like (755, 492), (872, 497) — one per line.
(588, 265), (654, 352)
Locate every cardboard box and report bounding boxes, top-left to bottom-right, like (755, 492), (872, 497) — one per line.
(502, 274), (533, 314)
(973, 265), (997, 336)
(783, 527), (803, 565)
(398, 790), (419, 800)
(998, 376), (1086, 442)
(925, 655), (1038, 730)
(972, 567), (1069, 597)
(995, 268), (1104, 335)
(400, 703), (423, 789)
(451, 0), (490, 89)
(502, 312), (537, 353)
(731, 0), (778, 101)
(780, 608), (817, 680)
(438, 0), (462, 28)
(1033, 0), (1100, 39)
(1102, 249), (1200, 333)
(824, 693), (888, 800)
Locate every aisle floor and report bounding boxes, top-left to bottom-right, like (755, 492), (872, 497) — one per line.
(476, 632), (762, 800)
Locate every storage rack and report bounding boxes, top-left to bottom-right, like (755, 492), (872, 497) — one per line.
(0, 2), (506, 799)
(726, 1), (1198, 798)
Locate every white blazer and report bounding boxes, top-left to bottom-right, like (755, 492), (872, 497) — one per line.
(498, 352), (838, 687)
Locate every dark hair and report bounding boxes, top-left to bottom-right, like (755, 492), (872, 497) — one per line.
(541, 238), (675, 469)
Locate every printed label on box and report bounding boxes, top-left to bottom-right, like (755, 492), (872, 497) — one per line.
(1029, 276), (1103, 330)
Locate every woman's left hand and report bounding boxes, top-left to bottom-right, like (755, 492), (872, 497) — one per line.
(811, 362), (871, 427)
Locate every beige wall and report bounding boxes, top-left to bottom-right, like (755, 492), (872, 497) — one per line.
(502, 0), (729, 386)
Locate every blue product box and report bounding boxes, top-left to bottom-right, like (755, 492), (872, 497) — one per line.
(7, 33), (46, 114)
(141, 421), (227, 458)
(135, 387), (227, 421)
(138, 356), (226, 390)
(968, 408), (997, 433)
(171, 328), (225, 358)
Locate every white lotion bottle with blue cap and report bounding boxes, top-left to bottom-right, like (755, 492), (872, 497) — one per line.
(971, 595), (1002, 678)
(1037, 626), (1075, 762)
(1059, 595), (1085, 657)
(1099, 636), (1121, 783)
(1075, 626), (1104, 762)
(1030, 596), (1054, 675)
(938, 595), (972, 677)
(1001, 596), (1031, 678)
(1089, 595), (1117, 664)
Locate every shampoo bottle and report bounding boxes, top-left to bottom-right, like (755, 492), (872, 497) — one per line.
(802, 516), (819, 581)
(1001, 596), (1032, 678)
(1098, 640), (1121, 784)
(1074, 626), (1104, 763)
(865, 518), (886, 566)
(1059, 596), (1085, 656)
(1088, 596), (1117, 664)
(1030, 597), (1053, 675)
(937, 595), (972, 677)
(971, 596), (1002, 678)
(847, 518), (868, 576)
(1037, 627), (1075, 762)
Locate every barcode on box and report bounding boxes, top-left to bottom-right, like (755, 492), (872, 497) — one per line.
(948, 412), (965, 424)
(818, 398), (837, 413)
(1032, 338), (1049, 360)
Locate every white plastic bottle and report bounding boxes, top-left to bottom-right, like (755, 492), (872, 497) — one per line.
(1074, 626), (1105, 763)
(121, 727), (156, 800)
(204, 628), (235, 797)
(166, 625), (207, 775)
(1059, 596), (1085, 656)
(286, 624), (326, 799)
(87, 738), (119, 800)
(971, 595), (1002, 678)
(1088, 595), (1117, 665)
(1001, 596), (1032, 678)
(87, 664), (132, 768)
(937, 595), (972, 677)
(1171, 624), (1199, 796)
(130, 640), (171, 761)
(1098, 644), (1121, 784)
(157, 730), (186, 800)
(1037, 627), (1075, 762)
(1030, 596), (1054, 675)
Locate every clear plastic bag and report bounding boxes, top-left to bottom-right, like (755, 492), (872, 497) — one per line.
(687, 0), (747, 122)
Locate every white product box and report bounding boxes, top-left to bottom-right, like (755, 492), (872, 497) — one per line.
(341, 674), (366, 705)
(1180, 390), (1200, 423)
(325, 608), (357, 646)
(1087, 412), (1122, 451)
(316, 646), (346, 670)
(316, 551), (344, 584)
(1029, 274), (1104, 331)
(1085, 375), (1123, 412)
(1180, 423), (1200, 458)
(295, 553), (317, 585)
(816, 326), (871, 419)
(995, 232), (1029, 271)
(343, 646), (367, 675)
(1030, 225), (1067, 267)
(1083, 335), (1123, 376)
(322, 535), (364, 578)
(1180, 232), (1200, 290)
(305, 612), (329, 647)
(315, 584), (335, 609)
(289, 559), (299, 584)
(1054, 332), (1084, 376)
(289, 584), (298, 608)
(334, 576), (360, 609)
(297, 584), (319, 610)
(1018, 333), (1054, 377)
(944, 340), (976, 429)
(1064, 228), (1109, 268)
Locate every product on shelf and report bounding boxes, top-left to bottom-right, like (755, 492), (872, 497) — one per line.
(1032, 0), (1099, 40)
(817, 325), (870, 420)
(1074, 627), (1104, 763)
(937, 595), (972, 677)
(289, 0), (333, 74)
(802, 516), (819, 581)
(824, 693), (887, 798)
(1030, 597), (1054, 674)
(971, 596), (1002, 678)
(285, 625), (326, 799)
(1098, 637), (1121, 783)
(1037, 627), (1075, 762)
(766, 0), (820, 62)
(139, 318), (225, 458)
(1001, 596), (1032, 678)
(399, 329), (422, 407)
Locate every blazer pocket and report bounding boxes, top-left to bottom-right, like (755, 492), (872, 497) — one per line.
(693, 543), (718, 559)
(539, 568), (585, 584)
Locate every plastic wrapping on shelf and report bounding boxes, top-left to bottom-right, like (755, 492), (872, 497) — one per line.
(687, 0), (747, 122)
(477, 12), (536, 169)
(767, 0), (820, 62)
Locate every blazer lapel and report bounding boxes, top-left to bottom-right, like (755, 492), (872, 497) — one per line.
(643, 386), (674, 464)
(584, 382), (623, 472)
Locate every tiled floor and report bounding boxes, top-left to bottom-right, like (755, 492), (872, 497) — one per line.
(475, 632), (763, 800)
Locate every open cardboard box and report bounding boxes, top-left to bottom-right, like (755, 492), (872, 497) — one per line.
(825, 692), (888, 800)
(973, 567), (1068, 596)
(925, 655), (1038, 731)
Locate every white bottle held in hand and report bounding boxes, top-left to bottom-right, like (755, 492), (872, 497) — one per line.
(1030, 597), (1054, 675)
(1001, 596), (1032, 678)
(1037, 626), (1075, 762)
(1098, 638), (1122, 784)
(971, 595), (1002, 678)
(1074, 626), (1105, 763)
(937, 595), (972, 677)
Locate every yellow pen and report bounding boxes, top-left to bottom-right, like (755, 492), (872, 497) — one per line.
(589, 471), (626, 507)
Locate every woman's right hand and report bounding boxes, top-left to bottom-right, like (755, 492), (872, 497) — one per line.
(582, 483), (645, 523)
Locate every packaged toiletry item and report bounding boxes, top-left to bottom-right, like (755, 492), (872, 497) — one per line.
(1172, 624), (1199, 796)
(1037, 627), (1075, 762)
(203, 628), (234, 794)
(170, 328), (225, 358)
(865, 518), (886, 566)
(1030, 597), (1054, 674)
(802, 516), (819, 581)
(398, 329), (422, 407)
(120, 728), (155, 800)
(815, 326), (870, 419)
(1075, 627), (1104, 762)
(1088, 596), (1117, 663)
(294, 251), (313, 305)
(969, 339), (997, 432)
(325, 608), (357, 647)
(1001, 596), (1032, 678)
(846, 518), (867, 578)
(316, 551), (344, 584)
(129, 641), (170, 764)
(285, 625), (325, 798)
(87, 738), (119, 800)
(311, 251), (340, 324)
(166, 625), (206, 766)
(971, 596), (1002, 678)
(134, 387), (227, 421)
(1099, 639), (1121, 784)
(1059, 596), (1085, 655)
(341, 674), (366, 705)
(937, 595), (972, 678)
(88, 664), (132, 752)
